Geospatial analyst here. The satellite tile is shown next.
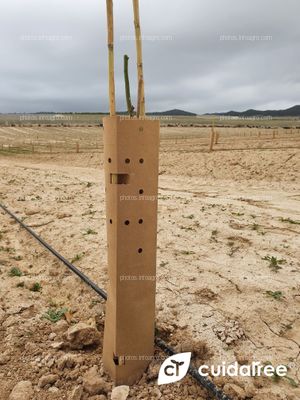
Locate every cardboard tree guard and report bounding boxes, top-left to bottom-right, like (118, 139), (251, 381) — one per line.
(103, 116), (160, 385)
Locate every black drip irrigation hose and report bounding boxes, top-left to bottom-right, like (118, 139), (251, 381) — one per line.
(0, 203), (107, 301)
(0, 202), (231, 400)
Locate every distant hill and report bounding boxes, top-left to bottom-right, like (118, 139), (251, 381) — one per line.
(0, 109), (197, 116)
(149, 109), (197, 116)
(206, 105), (300, 118)
(2, 106), (299, 117)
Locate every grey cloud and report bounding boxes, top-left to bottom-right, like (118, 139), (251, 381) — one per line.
(0, 0), (299, 113)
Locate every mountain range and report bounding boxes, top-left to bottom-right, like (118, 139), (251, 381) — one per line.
(205, 105), (300, 118)
(1, 105), (299, 117)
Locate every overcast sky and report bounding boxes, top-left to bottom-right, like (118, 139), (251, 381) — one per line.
(0, 0), (299, 114)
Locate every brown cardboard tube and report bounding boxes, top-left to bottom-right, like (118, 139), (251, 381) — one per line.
(103, 116), (160, 385)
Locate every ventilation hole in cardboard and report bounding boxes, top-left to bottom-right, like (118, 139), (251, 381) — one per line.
(139, 189), (144, 194)
(125, 220), (130, 225)
(109, 219), (113, 224)
(139, 127), (144, 132)
(110, 173), (130, 184)
(113, 354), (119, 365)
(138, 248), (143, 253)
(125, 158), (130, 164)
(108, 158), (112, 163)
(138, 219), (143, 224)
(139, 158), (144, 164)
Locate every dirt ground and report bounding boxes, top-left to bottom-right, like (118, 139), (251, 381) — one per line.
(0, 127), (300, 400)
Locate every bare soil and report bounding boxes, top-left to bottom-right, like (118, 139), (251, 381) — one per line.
(0, 127), (300, 400)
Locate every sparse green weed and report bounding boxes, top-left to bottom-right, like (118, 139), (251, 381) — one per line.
(262, 256), (286, 272)
(265, 290), (284, 301)
(43, 307), (68, 323)
(30, 282), (41, 292)
(9, 267), (22, 277)
(71, 253), (85, 263)
(83, 228), (97, 236)
(160, 261), (169, 268)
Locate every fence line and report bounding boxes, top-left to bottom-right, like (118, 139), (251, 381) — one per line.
(0, 127), (299, 155)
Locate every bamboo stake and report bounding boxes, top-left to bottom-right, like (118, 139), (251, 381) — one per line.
(124, 55), (134, 117)
(106, 0), (116, 116)
(133, 0), (145, 117)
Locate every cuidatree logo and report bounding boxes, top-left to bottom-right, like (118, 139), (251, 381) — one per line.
(158, 353), (191, 385)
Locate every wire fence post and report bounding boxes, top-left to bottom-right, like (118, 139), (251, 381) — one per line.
(215, 131), (219, 145)
(209, 127), (215, 152)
